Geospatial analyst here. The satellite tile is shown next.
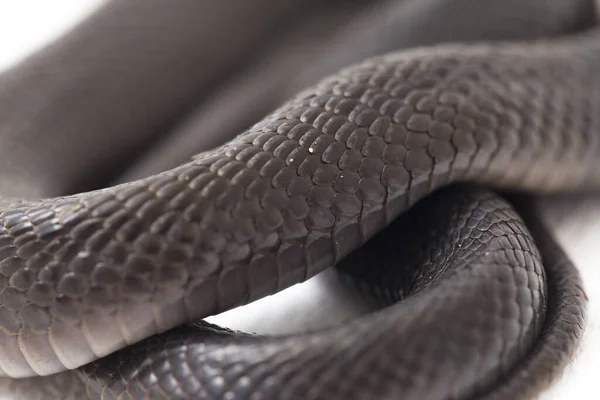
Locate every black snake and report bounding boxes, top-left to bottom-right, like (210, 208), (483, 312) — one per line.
(0, 0), (597, 398)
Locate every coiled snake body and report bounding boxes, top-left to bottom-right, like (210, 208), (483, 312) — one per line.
(0, 0), (598, 398)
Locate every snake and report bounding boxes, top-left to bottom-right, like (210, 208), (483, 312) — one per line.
(0, 0), (598, 398)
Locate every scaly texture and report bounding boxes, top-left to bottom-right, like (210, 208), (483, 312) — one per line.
(0, 2), (597, 399)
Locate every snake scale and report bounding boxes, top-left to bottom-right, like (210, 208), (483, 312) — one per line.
(0, 0), (598, 398)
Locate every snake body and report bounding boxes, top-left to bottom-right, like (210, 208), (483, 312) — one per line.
(0, 0), (598, 399)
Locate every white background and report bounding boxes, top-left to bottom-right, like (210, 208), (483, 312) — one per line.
(0, 1), (598, 398)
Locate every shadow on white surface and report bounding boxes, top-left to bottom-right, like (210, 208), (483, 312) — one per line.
(0, 1), (106, 73)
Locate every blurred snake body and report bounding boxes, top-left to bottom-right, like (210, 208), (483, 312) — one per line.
(0, 0), (598, 399)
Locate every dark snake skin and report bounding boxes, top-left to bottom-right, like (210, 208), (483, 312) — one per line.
(0, 0), (597, 399)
